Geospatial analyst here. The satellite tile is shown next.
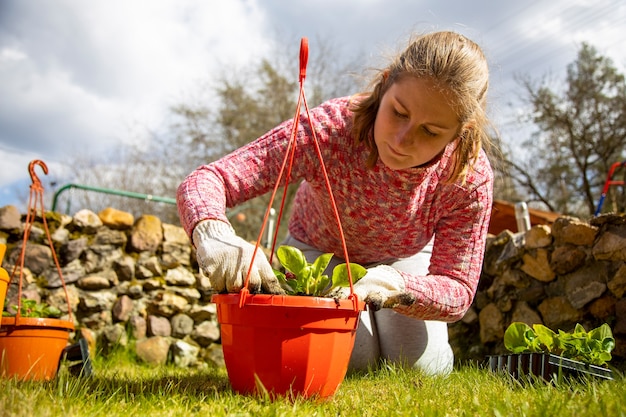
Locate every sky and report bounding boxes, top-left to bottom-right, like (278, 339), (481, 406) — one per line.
(1, 0), (625, 211)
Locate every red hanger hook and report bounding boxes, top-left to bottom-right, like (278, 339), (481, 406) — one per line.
(29, 159), (48, 190)
(299, 37), (308, 83)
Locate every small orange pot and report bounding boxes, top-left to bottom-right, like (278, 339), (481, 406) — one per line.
(0, 162), (76, 382)
(0, 316), (75, 381)
(0, 244), (9, 312)
(212, 292), (364, 399)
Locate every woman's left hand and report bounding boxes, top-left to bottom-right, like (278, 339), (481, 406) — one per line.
(336, 265), (416, 310)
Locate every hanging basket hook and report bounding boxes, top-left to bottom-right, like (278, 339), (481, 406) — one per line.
(299, 37), (308, 83)
(13, 159), (74, 322)
(28, 159), (49, 191)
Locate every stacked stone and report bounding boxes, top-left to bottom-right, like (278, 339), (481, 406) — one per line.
(0, 205), (223, 368)
(450, 214), (626, 367)
(2, 204), (625, 370)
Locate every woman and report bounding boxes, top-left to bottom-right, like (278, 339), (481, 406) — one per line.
(177, 31), (494, 375)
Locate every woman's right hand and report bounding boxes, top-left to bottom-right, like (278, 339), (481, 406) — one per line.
(192, 219), (284, 294)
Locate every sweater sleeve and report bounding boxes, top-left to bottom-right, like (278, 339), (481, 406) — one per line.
(176, 121), (294, 237)
(395, 158), (493, 322)
(176, 97), (351, 238)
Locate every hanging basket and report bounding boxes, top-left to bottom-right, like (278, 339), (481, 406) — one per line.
(211, 38), (366, 399)
(0, 160), (75, 381)
(0, 316), (74, 381)
(212, 292), (364, 398)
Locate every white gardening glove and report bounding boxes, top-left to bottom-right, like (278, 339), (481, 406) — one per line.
(192, 219), (284, 294)
(335, 265), (416, 311)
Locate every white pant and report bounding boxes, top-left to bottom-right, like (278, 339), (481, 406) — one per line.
(281, 235), (454, 376)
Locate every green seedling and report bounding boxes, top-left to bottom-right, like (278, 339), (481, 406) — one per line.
(504, 321), (615, 366)
(2, 298), (62, 318)
(273, 245), (367, 296)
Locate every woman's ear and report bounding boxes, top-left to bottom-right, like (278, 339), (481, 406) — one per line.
(459, 121), (475, 140)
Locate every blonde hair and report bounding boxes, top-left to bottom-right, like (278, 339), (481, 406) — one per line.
(351, 31), (491, 183)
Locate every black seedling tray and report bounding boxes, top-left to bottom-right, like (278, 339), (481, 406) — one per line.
(487, 353), (613, 381)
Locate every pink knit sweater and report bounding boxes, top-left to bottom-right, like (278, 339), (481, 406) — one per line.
(177, 96), (493, 322)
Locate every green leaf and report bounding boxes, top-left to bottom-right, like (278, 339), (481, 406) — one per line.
(5, 298), (63, 318)
(276, 245), (308, 276)
(602, 337), (616, 353)
(311, 253), (333, 278)
(44, 305), (62, 318)
(313, 275), (331, 295)
(331, 263), (368, 289)
(589, 323), (614, 349)
(272, 245), (368, 297)
(526, 329), (543, 352)
(595, 351), (612, 366)
(533, 324), (557, 351)
(504, 322), (534, 353)
(504, 321), (616, 367)
(573, 323), (587, 336)
(300, 266), (314, 293)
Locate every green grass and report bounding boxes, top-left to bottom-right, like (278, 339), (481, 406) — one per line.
(1, 351), (625, 417)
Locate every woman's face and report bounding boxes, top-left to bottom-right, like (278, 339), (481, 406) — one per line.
(374, 76), (461, 170)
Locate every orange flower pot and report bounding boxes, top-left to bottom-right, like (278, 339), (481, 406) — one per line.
(212, 292), (364, 399)
(0, 162), (77, 382)
(0, 244), (8, 313)
(0, 316), (75, 381)
(210, 39), (366, 400)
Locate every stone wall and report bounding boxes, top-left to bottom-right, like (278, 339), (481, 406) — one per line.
(1, 204), (625, 370)
(0, 205), (223, 368)
(449, 214), (626, 369)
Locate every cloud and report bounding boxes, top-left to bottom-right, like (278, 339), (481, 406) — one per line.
(0, 0), (272, 208)
(0, 0), (625, 210)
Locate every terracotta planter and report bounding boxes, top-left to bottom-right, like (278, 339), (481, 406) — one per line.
(487, 353), (614, 382)
(0, 316), (75, 381)
(212, 292), (365, 399)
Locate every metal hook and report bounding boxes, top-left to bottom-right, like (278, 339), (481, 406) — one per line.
(29, 159), (48, 190)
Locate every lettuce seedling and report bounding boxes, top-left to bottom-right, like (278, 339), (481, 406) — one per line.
(273, 245), (367, 296)
(504, 322), (615, 366)
(2, 298), (62, 318)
